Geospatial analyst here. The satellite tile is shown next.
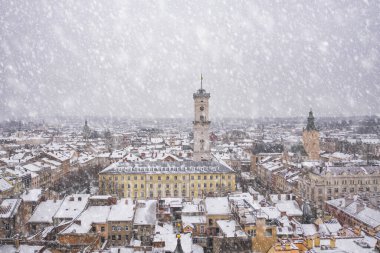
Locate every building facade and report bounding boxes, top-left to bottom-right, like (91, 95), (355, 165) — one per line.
(99, 161), (236, 200)
(298, 166), (380, 210)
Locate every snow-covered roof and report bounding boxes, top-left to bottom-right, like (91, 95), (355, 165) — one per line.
(61, 205), (111, 234)
(216, 220), (247, 237)
(314, 237), (377, 253)
(29, 199), (63, 224)
(53, 194), (90, 220)
(275, 200), (303, 217)
(0, 199), (21, 218)
(301, 224), (318, 236)
(205, 197), (231, 215)
(133, 200), (157, 225)
(21, 189), (42, 202)
(0, 177), (13, 192)
(108, 198), (135, 222)
(153, 233), (194, 253)
(326, 197), (380, 229)
(182, 215), (206, 228)
(260, 206), (281, 220)
(0, 245), (47, 253)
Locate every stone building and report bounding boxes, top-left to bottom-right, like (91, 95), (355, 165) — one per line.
(298, 166), (380, 210)
(302, 110), (320, 160)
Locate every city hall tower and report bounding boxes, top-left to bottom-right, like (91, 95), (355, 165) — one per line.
(193, 75), (211, 161)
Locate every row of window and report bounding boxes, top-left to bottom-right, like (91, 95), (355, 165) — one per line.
(106, 182), (232, 190)
(109, 235), (128, 241)
(326, 179), (379, 185)
(105, 175), (232, 181)
(326, 186), (376, 195)
(111, 225), (129, 231)
(112, 188), (233, 198)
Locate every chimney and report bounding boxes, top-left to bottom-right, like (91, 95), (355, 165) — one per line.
(356, 201), (365, 214)
(306, 237), (313, 250)
(344, 195), (354, 208)
(330, 237), (336, 249)
(14, 234), (20, 252)
(315, 234), (321, 247)
(354, 225), (361, 236)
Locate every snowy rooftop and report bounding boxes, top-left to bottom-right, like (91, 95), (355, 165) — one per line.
(275, 200), (303, 217)
(182, 215), (207, 228)
(0, 177), (13, 192)
(216, 220), (247, 238)
(0, 245), (48, 253)
(313, 236), (377, 253)
(133, 200), (157, 225)
(182, 201), (205, 213)
(326, 197), (380, 229)
(0, 199), (21, 219)
(100, 161), (234, 175)
(21, 188), (42, 202)
(205, 197), (231, 215)
(313, 166), (380, 176)
(153, 233), (196, 253)
(260, 206), (281, 220)
(29, 199), (63, 223)
(61, 205), (111, 234)
(53, 194), (90, 220)
(108, 198), (135, 222)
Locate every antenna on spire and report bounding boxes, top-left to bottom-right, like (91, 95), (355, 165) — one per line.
(201, 73), (203, 90)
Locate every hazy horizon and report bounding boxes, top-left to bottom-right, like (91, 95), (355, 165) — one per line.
(1, 1), (379, 120)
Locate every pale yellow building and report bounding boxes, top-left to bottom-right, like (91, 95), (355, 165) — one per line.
(99, 161), (236, 200)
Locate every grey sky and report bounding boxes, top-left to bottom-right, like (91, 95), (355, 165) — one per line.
(1, 0), (379, 120)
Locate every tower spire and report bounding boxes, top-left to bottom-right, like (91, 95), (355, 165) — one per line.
(201, 73), (203, 90)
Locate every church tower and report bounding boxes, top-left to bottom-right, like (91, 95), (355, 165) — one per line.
(193, 75), (211, 161)
(302, 110), (320, 160)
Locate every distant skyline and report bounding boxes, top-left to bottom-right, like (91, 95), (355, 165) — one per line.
(1, 1), (379, 120)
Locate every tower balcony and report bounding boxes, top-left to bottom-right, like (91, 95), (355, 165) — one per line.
(193, 120), (211, 125)
(193, 89), (210, 99)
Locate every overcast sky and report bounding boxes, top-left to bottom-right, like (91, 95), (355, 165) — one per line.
(1, 0), (379, 120)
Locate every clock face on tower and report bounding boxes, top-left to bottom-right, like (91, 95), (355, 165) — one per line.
(200, 106), (204, 111)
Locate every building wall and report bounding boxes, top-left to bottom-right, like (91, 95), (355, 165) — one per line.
(107, 220), (133, 246)
(251, 218), (277, 253)
(299, 171), (380, 210)
(99, 172), (236, 200)
(302, 130), (320, 160)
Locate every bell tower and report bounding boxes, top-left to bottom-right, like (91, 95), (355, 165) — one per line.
(302, 110), (320, 160)
(193, 74), (211, 161)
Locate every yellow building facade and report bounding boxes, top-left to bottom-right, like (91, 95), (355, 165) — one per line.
(99, 161), (236, 200)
